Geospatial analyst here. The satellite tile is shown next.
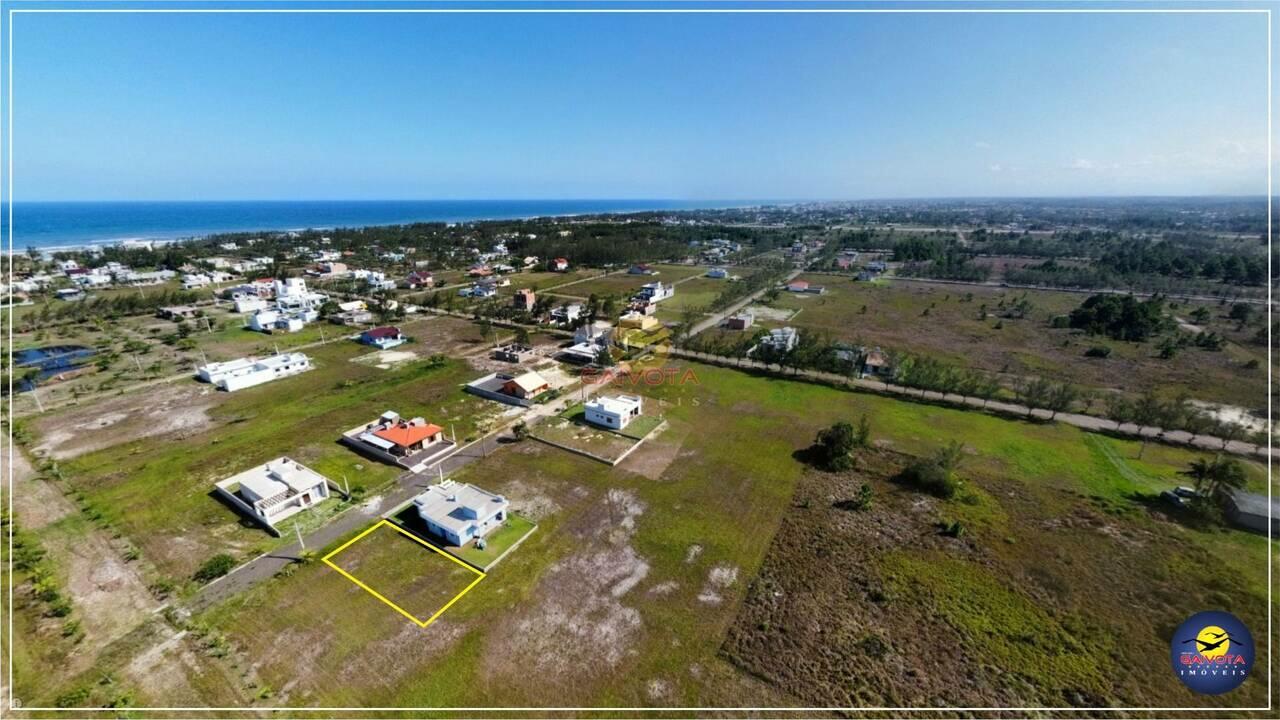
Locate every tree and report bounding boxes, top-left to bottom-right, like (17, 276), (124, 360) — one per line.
(1182, 456), (1247, 506)
(514, 326), (531, 346)
(1045, 382), (1078, 420)
(193, 553), (237, 583)
(512, 421), (529, 441)
(814, 422), (858, 471)
(1015, 376), (1053, 418)
(595, 345), (614, 367)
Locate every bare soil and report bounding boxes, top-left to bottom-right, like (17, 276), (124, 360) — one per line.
(30, 382), (221, 460)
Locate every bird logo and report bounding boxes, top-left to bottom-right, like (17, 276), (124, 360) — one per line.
(1181, 625), (1245, 659)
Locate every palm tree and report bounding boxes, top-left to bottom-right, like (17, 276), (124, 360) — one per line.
(1183, 456), (1247, 504)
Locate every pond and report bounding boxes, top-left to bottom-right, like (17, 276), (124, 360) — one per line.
(13, 345), (97, 391)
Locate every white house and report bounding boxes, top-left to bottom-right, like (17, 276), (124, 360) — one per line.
(550, 303), (583, 325)
(218, 457), (331, 528)
(584, 394), (643, 430)
(413, 481), (509, 546)
(234, 295), (269, 313)
(196, 352), (312, 391)
(634, 281), (674, 303)
(574, 320), (613, 346)
(181, 273), (213, 289)
(706, 267), (729, 279)
(754, 327), (799, 354)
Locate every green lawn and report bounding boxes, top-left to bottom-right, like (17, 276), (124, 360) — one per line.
(46, 344), (499, 583)
(452, 514), (538, 570)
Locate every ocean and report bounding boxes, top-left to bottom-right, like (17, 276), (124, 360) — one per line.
(2, 199), (748, 252)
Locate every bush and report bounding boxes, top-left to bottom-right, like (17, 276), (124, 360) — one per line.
(897, 460), (961, 499)
(193, 553), (237, 583)
(1084, 345), (1112, 358)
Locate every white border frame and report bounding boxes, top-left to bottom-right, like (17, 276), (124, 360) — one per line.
(1, 1), (1272, 716)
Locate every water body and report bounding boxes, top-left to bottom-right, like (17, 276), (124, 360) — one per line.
(13, 345), (98, 391)
(3, 199), (753, 251)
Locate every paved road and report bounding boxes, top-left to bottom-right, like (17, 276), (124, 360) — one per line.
(687, 268), (803, 337)
(668, 348), (1272, 460)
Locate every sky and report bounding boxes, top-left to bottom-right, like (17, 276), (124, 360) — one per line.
(5, 6), (1272, 201)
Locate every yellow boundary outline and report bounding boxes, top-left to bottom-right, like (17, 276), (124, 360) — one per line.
(321, 519), (486, 628)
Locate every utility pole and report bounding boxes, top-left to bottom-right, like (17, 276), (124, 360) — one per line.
(30, 388), (44, 413)
(342, 474), (350, 499)
(295, 522), (306, 551)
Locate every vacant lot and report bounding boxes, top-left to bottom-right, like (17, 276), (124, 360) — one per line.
(762, 276), (1267, 409)
(555, 264), (708, 299)
(32, 342), (500, 584)
(325, 521), (483, 624)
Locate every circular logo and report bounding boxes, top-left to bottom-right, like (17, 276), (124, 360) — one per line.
(1171, 611), (1253, 695)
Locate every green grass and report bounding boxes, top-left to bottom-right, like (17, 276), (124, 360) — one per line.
(50, 344), (498, 581)
(452, 514), (537, 569)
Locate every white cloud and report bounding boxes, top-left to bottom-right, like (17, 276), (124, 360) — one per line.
(988, 163), (1003, 173)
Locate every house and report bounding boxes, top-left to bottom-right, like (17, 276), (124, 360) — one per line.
(752, 327), (798, 354)
(633, 281), (674, 303)
(501, 371), (550, 400)
(341, 411), (456, 470)
(360, 326), (407, 350)
(628, 264), (656, 275)
(867, 260), (888, 273)
(196, 353), (312, 392)
(550, 257), (570, 272)
(584, 394), (643, 430)
(706, 267), (729, 279)
(309, 261), (348, 278)
(559, 342), (603, 364)
(574, 320), (613, 346)
(55, 288), (85, 301)
(726, 312), (754, 330)
(1224, 490), (1280, 535)
(214, 457), (331, 531)
(404, 271), (434, 289)
(157, 305), (199, 320)
(234, 296), (269, 314)
(786, 280), (826, 294)
(248, 310), (303, 333)
(619, 311), (660, 332)
(468, 282), (497, 298)
(469, 264), (493, 277)
(412, 481), (509, 546)
(181, 273), (213, 290)
(861, 348), (892, 378)
(550, 303), (582, 325)
(512, 288), (536, 312)
(493, 343), (536, 363)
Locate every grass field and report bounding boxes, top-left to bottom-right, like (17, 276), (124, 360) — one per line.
(760, 275), (1268, 409)
(28, 341), (501, 584)
(554, 264), (709, 299)
(181, 358), (1273, 708)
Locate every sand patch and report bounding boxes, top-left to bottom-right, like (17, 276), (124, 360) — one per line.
(31, 383), (219, 460)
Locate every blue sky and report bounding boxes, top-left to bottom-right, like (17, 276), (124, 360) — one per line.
(6, 6), (1271, 200)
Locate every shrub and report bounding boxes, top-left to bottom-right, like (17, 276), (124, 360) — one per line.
(193, 553), (237, 583)
(1084, 345), (1112, 358)
(897, 459), (961, 499)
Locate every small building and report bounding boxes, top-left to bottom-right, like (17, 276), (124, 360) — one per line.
(619, 311), (660, 332)
(412, 481), (509, 546)
(468, 264), (493, 277)
(404, 271), (434, 289)
(726, 312), (754, 330)
(234, 296), (269, 314)
(706, 267), (729, 279)
(550, 303), (582, 325)
(360, 326), (407, 350)
(575, 320), (613, 346)
(628, 264), (656, 275)
(752, 327), (798, 355)
(214, 457), (331, 531)
(502, 371), (550, 400)
(861, 348), (892, 378)
(584, 394), (643, 430)
(786, 280), (826, 294)
(332, 309), (375, 326)
(493, 343), (536, 363)
(158, 305), (199, 320)
(550, 257), (570, 272)
(341, 411), (456, 470)
(559, 342), (604, 365)
(633, 281), (674, 304)
(512, 288), (536, 312)
(196, 353), (312, 392)
(1224, 490), (1280, 535)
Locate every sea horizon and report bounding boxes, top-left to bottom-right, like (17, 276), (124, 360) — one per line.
(1, 198), (768, 252)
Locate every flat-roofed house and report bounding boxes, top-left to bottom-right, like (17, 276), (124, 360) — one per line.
(726, 312), (754, 330)
(196, 353), (312, 392)
(584, 394), (643, 430)
(512, 288), (536, 312)
(413, 481), (509, 546)
(1224, 490), (1280, 535)
(215, 457), (331, 530)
